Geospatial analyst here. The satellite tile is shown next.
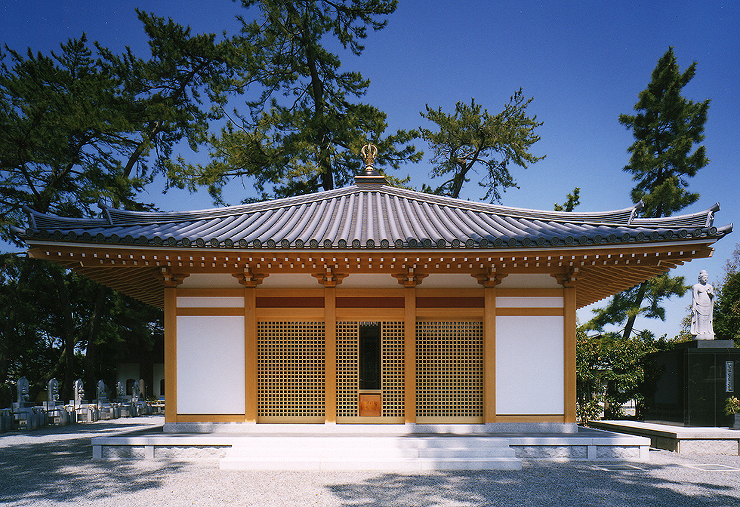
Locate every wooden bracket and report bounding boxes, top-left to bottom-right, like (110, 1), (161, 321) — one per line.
(392, 268), (428, 288)
(553, 267), (580, 287)
(157, 267), (190, 288)
(312, 268), (348, 288)
(473, 267), (507, 288)
(234, 269), (268, 288)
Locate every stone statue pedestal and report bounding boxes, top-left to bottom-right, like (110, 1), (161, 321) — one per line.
(643, 341), (740, 427)
(674, 339), (736, 349)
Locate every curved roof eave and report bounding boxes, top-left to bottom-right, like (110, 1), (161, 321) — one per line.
(14, 184), (731, 251)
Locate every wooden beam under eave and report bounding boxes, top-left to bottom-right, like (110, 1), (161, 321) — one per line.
(28, 241), (717, 269)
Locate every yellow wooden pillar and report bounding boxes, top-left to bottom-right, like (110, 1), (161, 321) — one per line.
(404, 288), (416, 423)
(163, 286), (177, 423)
(484, 287), (496, 423)
(563, 286), (577, 423)
(245, 288), (258, 423)
(324, 287), (337, 423)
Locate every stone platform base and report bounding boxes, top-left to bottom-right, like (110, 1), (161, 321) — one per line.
(92, 423), (649, 470)
(590, 420), (740, 455)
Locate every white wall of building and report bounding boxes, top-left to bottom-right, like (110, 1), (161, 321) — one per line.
(176, 316), (246, 414)
(153, 363), (165, 399)
(495, 315), (565, 415)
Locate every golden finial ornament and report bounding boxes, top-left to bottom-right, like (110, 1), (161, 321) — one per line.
(355, 142), (386, 185)
(361, 143), (378, 174)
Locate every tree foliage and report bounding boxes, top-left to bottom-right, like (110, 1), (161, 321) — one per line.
(554, 187), (580, 212)
(0, 253), (162, 404)
(0, 11), (232, 402)
(713, 244), (740, 345)
(173, 0), (420, 202)
(586, 47), (709, 340)
(419, 91), (544, 201)
(619, 47), (710, 219)
(577, 329), (669, 422)
(0, 12), (237, 240)
(584, 274), (688, 336)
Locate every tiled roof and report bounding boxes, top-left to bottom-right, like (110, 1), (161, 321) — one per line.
(16, 183), (730, 250)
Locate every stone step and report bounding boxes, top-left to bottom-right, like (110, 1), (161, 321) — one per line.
(225, 445), (517, 459)
(219, 435), (522, 470)
(226, 435), (514, 448)
(220, 456), (522, 471)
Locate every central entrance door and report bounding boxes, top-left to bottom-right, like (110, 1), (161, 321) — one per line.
(358, 322), (382, 416)
(336, 320), (405, 422)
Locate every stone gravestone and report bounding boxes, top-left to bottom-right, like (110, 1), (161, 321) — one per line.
(47, 379), (59, 405)
(44, 378), (69, 426)
(117, 381), (134, 417)
(97, 380), (113, 420)
(73, 379), (99, 423)
(137, 379), (150, 415)
(15, 377), (30, 408)
(13, 377), (39, 429)
(97, 380), (108, 404)
(73, 379), (85, 406)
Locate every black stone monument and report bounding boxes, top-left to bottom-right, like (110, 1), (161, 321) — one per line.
(643, 340), (740, 427)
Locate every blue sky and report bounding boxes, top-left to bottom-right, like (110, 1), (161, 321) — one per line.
(2, 0), (738, 337)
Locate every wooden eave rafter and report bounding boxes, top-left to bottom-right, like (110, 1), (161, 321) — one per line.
(27, 241), (716, 310)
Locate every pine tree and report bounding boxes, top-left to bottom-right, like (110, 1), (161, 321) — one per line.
(175, 0), (420, 202)
(419, 91), (544, 201)
(587, 47), (710, 340)
(619, 47), (709, 218)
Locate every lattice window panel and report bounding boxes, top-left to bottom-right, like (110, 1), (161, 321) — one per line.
(257, 321), (325, 418)
(336, 321), (359, 417)
(335, 321), (405, 418)
(416, 321), (483, 418)
(381, 321), (405, 417)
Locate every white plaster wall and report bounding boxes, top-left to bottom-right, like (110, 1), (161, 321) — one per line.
(260, 273), (322, 288)
(153, 363), (165, 398)
(179, 273), (242, 289)
(496, 316), (564, 414)
(116, 363), (139, 390)
(339, 273), (399, 288)
(176, 316), (245, 414)
(498, 274), (562, 289)
(496, 297), (563, 308)
(177, 297), (245, 308)
(417, 273), (480, 289)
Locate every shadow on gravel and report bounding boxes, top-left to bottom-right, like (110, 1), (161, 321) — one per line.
(327, 464), (740, 507)
(0, 420), (181, 505)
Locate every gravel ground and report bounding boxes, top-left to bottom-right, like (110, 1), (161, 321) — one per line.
(2, 416), (740, 506)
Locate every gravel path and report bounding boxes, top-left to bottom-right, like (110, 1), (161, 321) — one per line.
(2, 416), (740, 506)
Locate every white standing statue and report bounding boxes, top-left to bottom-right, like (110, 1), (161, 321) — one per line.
(691, 270), (715, 340)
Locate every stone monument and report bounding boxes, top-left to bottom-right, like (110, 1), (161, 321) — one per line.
(47, 379), (59, 405)
(643, 269), (739, 427)
(691, 269), (715, 340)
(13, 377), (43, 429)
(73, 379), (85, 406)
(45, 378), (70, 425)
(15, 377), (31, 408)
(73, 379), (99, 423)
(96, 380), (119, 420)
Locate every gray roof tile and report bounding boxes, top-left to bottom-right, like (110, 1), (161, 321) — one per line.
(16, 183), (731, 249)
